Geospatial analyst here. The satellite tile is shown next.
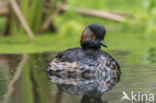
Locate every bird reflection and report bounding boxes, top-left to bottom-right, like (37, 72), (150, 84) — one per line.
(47, 69), (120, 103)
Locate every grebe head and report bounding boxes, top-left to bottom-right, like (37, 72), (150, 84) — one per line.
(80, 24), (107, 49)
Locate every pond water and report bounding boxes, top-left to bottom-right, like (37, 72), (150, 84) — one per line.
(0, 49), (156, 103)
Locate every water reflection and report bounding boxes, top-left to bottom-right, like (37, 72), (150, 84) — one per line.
(0, 51), (155, 103)
(48, 67), (120, 103)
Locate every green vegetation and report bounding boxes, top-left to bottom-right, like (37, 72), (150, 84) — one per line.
(4, 0), (58, 34)
(0, 1), (156, 103)
(0, 0), (156, 54)
(0, 31), (155, 54)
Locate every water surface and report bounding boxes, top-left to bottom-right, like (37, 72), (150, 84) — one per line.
(0, 49), (156, 103)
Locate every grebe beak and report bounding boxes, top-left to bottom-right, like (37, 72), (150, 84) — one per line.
(100, 40), (107, 48)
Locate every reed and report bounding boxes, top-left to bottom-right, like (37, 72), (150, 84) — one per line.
(9, 0), (58, 34)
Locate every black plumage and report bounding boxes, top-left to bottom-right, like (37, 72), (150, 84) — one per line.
(48, 24), (120, 76)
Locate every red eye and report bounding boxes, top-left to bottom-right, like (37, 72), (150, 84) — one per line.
(91, 35), (96, 39)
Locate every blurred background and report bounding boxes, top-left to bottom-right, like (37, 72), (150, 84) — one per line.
(0, 0), (156, 103)
(0, 0), (155, 53)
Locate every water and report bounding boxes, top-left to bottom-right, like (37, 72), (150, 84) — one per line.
(0, 50), (156, 103)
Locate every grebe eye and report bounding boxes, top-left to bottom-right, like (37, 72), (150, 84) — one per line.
(91, 35), (96, 39)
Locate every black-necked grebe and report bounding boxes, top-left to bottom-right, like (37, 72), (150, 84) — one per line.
(48, 24), (120, 75)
